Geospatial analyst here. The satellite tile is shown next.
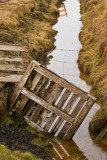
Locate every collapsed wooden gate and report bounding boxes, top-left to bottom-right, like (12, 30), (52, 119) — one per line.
(9, 61), (96, 140)
(0, 37), (29, 82)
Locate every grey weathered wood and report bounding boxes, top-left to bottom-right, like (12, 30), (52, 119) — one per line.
(31, 73), (42, 90)
(15, 73), (42, 115)
(0, 73), (22, 82)
(63, 97), (95, 140)
(34, 63), (88, 100)
(37, 83), (62, 127)
(0, 44), (27, 52)
(44, 87), (63, 131)
(71, 99), (86, 118)
(27, 77), (49, 121)
(21, 37), (29, 66)
(64, 94), (79, 113)
(53, 94), (79, 133)
(9, 61), (36, 113)
(21, 88), (74, 123)
(47, 90), (72, 133)
(0, 65), (25, 72)
(0, 57), (23, 62)
(24, 116), (45, 133)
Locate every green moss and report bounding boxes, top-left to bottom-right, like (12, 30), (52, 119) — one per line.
(0, 145), (42, 160)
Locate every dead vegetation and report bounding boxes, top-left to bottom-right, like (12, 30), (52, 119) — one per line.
(0, 0), (61, 63)
(79, 0), (107, 136)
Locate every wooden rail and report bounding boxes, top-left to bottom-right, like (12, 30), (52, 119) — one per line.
(9, 61), (96, 140)
(0, 37), (29, 82)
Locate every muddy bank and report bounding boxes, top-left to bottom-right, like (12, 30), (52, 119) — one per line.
(0, 124), (51, 160)
(78, 0), (107, 139)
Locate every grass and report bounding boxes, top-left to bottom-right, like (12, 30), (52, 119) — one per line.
(79, 0), (107, 137)
(0, 0), (60, 65)
(0, 145), (42, 160)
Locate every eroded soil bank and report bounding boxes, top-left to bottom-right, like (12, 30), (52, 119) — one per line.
(0, 124), (49, 159)
(78, 0), (107, 140)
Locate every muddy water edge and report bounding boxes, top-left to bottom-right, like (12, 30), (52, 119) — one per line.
(47, 0), (107, 160)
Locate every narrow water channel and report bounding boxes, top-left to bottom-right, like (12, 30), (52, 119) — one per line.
(47, 0), (107, 159)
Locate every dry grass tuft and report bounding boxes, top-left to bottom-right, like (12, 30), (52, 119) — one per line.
(0, 0), (60, 64)
(79, 0), (107, 135)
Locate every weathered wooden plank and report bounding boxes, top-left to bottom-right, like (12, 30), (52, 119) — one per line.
(29, 82), (61, 122)
(31, 73), (42, 90)
(0, 65), (25, 72)
(0, 57), (23, 62)
(15, 73), (42, 115)
(38, 83), (62, 127)
(64, 94), (79, 113)
(9, 61), (36, 113)
(71, 99), (86, 118)
(0, 74), (22, 82)
(56, 90), (71, 108)
(53, 94), (79, 133)
(0, 44), (27, 52)
(47, 91), (73, 133)
(24, 116), (45, 133)
(63, 97), (95, 140)
(16, 96), (29, 115)
(21, 37), (29, 66)
(44, 87), (63, 131)
(21, 88), (74, 123)
(34, 63), (88, 100)
(57, 94), (80, 135)
(54, 97), (83, 137)
(27, 77), (49, 121)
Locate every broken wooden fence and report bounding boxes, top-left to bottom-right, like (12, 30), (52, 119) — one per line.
(0, 37), (29, 82)
(9, 60), (96, 140)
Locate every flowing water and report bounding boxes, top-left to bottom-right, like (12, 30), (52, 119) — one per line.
(47, 0), (107, 159)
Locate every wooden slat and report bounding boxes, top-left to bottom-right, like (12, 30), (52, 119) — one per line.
(21, 88), (74, 124)
(56, 90), (71, 108)
(71, 99), (86, 118)
(63, 97), (95, 140)
(16, 73), (42, 115)
(46, 90), (71, 133)
(31, 73), (42, 90)
(0, 74), (22, 82)
(53, 94), (79, 133)
(37, 83), (62, 127)
(24, 116), (45, 133)
(9, 61), (36, 113)
(44, 87), (63, 131)
(64, 94), (79, 113)
(28, 77), (49, 121)
(0, 57), (23, 62)
(34, 63), (88, 100)
(0, 44), (27, 52)
(0, 65), (25, 72)
(29, 82), (61, 122)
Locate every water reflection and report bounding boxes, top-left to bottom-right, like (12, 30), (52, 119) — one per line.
(48, 0), (107, 159)
(59, 4), (67, 17)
